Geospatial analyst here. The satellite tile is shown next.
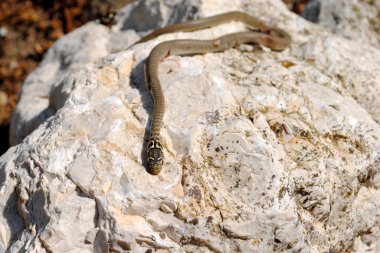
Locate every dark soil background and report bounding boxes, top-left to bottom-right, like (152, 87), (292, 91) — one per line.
(0, 0), (309, 156)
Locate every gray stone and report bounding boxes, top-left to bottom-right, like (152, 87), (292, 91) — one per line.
(315, 0), (380, 48)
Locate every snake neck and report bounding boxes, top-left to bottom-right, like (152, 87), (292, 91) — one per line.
(150, 130), (161, 140)
(150, 103), (164, 140)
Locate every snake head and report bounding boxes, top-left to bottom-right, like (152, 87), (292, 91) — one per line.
(147, 138), (164, 175)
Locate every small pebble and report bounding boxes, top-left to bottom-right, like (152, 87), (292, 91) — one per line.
(159, 203), (173, 213)
(159, 200), (178, 213)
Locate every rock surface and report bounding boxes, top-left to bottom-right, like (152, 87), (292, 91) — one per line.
(311, 0), (380, 48)
(2, 0), (380, 252)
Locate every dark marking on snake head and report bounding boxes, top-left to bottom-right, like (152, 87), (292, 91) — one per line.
(147, 138), (164, 175)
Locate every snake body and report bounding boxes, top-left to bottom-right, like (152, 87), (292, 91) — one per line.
(140, 11), (291, 175)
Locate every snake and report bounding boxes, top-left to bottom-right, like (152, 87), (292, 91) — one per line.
(136, 11), (291, 175)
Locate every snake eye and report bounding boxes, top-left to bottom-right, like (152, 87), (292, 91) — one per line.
(147, 139), (164, 174)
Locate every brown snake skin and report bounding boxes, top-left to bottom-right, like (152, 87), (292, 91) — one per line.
(136, 11), (291, 175)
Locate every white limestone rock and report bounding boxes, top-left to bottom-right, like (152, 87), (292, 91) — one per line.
(297, 0), (380, 143)
(310, 0), (380, 48)
(2, 0), (380, 252)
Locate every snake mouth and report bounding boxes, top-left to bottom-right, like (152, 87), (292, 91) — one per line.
(149, 165), (162, 175)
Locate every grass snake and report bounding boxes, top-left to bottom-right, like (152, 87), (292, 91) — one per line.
(135, 11), (291, 175)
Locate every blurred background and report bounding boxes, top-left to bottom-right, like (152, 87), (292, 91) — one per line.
(0, 0), (311, 156)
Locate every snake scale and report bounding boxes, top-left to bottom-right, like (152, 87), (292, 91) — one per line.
(136, 11), (291, 175)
